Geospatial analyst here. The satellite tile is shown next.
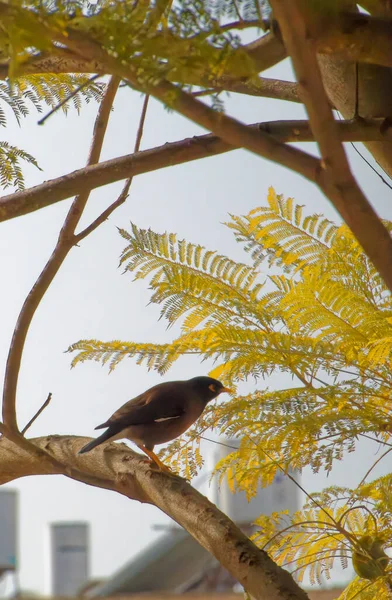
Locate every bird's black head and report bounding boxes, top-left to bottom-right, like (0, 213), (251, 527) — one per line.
(188, 376), (232, 402)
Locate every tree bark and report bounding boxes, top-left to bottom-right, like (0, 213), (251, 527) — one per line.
(0, 434), (309, 600)
(319, 56), (392, 180)
(2, 119), (388, 224)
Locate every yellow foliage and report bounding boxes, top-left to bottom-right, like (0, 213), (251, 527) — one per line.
(69, 189), (392, 597)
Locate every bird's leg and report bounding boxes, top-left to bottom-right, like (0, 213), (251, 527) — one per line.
(138, 445), (176, 475)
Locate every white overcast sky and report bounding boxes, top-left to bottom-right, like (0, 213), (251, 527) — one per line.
(1, 59), (392, 594)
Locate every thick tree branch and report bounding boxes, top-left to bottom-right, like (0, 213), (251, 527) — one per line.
(194, 76), (301, 103)
(0, 433), (309, 600)
(244, 31), (287, 71)
(249, 12), (392, 70)
(0, 424), (117, 492)
(1, 77), (120, 432)
(0, 30), (287, 84)
(33, 30), (338, 194)
(2, 11), (392, 106)
(258, 119), (392, 142)
(0, 119), (390, 223)
(316, 12), (392, 69)
(1, 10), (392, 93)
(0, 53), (300, 105)
(270, 0), (392, 295)
(7, 19), (392, 294)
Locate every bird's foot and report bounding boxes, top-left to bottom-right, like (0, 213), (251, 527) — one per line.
(139, 446), (187, 479)
(149, 460), (186, 479)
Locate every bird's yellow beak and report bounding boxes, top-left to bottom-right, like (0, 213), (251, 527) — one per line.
(221, 387), (234, 394)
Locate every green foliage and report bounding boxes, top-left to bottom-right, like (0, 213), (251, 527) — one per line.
(0, 75), (103, 127)
(69, 188), (392, 596)
(0, 74), (103, 189)
(0, 141), (41, 190)
(1, 0), (265, 94)
(11, 74), (104, 116)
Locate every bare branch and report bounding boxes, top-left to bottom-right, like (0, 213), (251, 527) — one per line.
(270, 0), (392, 294)
(258, 119), (392, 142)
(0, 433), (310, 600)
(230, 78), (300, 102)
(75, 94), (150, 242)
(0, 118), (390, 224)
(1, 77), (120, 432)
(21, 392), (52, 435)
(190, 76), (302, 103)
(357, 446), (392, 488)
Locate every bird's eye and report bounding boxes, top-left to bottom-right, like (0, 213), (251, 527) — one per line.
(209, 384), (216, 392)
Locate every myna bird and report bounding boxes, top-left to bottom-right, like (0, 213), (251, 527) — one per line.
(79, 376), (232, 472)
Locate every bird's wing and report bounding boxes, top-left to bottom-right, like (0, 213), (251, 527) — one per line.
(95, 383), (186, 430)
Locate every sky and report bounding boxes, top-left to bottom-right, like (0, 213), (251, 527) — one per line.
(1, 58), (392, 595)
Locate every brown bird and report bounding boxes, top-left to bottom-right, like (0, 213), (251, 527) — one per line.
(78, 376), (232, 472)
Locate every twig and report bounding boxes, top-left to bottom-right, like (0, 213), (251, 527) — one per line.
(360, 433), (392, 448)
(75, 94), (150, 242)
(357, 446), (392, 489)
(1, 77), (120, 433)
(21, 392), (52, 435)
(270, 0), (392, 295)
(37, 74), (101, 125)
(244, 434), (359, 549)
(1, 117), (390, 225)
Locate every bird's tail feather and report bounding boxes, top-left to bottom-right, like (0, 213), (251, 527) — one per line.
(78, 429), (114, 454)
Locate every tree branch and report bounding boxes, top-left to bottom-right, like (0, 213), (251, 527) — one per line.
(316, 12), (392, 69)
(270, 0), (392, 295)
(61, 29), (388, 213)
(248, 12), (392, 70)
(194, 76), (302, 103)
(0, 424), (117, 492)
(2, 10), (392, 85)
(16, 29), (334, 195)
(8, 19), (392, 295)
(242, 31), (287, 71)
(75, 94), (150, 243)
(0, 433), (309, 600)
(0, 53), (300, 105)
(1, 77), (120, 432)
(21, 392), (52, 435)
(0, 119), (390, 224)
